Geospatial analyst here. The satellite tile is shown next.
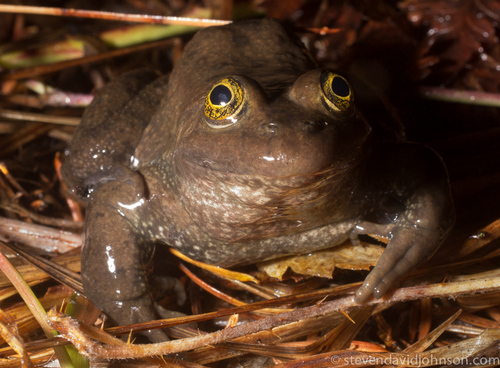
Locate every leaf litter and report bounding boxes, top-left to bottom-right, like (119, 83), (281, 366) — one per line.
(0, 0), (499, 366)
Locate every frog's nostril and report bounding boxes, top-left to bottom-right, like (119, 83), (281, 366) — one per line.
(264, 122), (279, 133)
(302, 120), (325, 133)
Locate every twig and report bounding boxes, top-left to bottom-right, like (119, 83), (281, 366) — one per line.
(419, 86), (500, 107)
(48, 272), (500, 359)
(0, 5), (231, 26)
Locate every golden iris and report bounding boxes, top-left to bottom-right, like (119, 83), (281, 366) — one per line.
(320, 72), (353, 112)
(204, 77), (244, 127)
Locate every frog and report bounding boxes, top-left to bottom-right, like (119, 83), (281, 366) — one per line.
(62, 18), (454, 342)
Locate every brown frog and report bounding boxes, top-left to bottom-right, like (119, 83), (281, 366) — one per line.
(62, 18), (454, 341)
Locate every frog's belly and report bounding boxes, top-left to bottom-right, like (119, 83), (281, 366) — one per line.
(171, 219), (359, 267)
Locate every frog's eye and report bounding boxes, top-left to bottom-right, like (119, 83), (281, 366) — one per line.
(320, 72), (353, 112)
(204, 77), (244, 128)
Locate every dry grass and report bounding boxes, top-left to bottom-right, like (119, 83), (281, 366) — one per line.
(0, 0), (499, 366)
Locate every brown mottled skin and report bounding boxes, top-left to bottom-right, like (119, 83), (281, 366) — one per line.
(62, 19), (454, 341)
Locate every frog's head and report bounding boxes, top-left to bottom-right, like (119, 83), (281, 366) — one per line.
(177, 70), (369, 176)
(172, 68), (371, 242)
(148, 19), (371, 241)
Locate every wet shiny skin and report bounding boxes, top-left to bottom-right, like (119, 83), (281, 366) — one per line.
(62, 19), (453, 341)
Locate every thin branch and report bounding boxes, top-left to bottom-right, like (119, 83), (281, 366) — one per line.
(0, 5), (231, 26)
(48, 273), (500, 359)
(420, 86), (500, 107)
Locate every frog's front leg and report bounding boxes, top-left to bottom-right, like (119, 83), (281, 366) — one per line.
(81, 171), (168, 342)
(354, 143), (454, 302)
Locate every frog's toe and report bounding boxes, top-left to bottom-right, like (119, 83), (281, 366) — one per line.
(372, 257), (415, 299)
(155, 304), (197, 330)
(142, 328), (170, 343)
(354, 279), (375, 303)
(155, 304), (186, 319)
(355, 229), (436, 303)
(354, 246), (409, 303)
(354, 270), (394, 303)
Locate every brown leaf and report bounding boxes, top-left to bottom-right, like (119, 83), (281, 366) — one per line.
(401, 0), (500, 85)
(257, 241), (384, 280)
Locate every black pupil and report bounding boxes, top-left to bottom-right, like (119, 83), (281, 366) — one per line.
(331, 77), (350, 97)
(210, 85), (232, 106)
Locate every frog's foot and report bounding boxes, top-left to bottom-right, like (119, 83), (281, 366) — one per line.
(352, 220), (442, 303)
(150, 275), (186, 306)
(151, 276), (198, 330)
(96, 297), (170, 343)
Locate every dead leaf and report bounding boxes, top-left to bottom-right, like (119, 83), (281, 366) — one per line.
(400, 0), (500, 87)
(257, 241), (384, 280)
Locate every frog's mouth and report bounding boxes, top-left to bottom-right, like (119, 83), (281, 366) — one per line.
(173, 152), (364, 242)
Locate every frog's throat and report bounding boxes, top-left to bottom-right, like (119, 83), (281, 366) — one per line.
(238, 157), (362, 239)
(174, 154), (363, 242)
